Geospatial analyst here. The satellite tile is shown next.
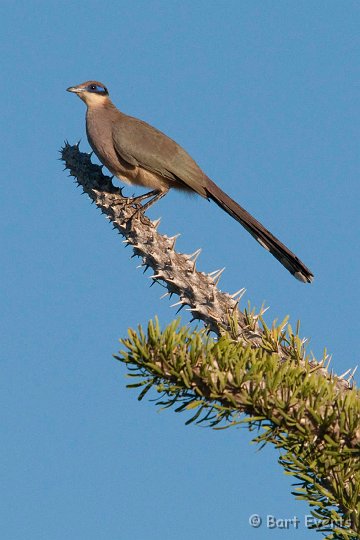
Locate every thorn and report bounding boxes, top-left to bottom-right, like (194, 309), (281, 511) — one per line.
(170, 300), (184, 308)
(259, 305), (270, 316)
(210, 267), (226, 284)
(160, 292), (170, 299)
(186, 248), (202, 262)
(76, 139), (81, 148)
(152, 218), (161, 229)
(348, 366), (358, 383)
(339, 368), (352, 380)
(324, 355), (332, 370)
(208, 268), (221, 277)
(230, 288), (246, 300)
(143, 265), (149, 273)
(175, 304), (186, 314)
(167, 233), (180, 250)
(149, 274), (162, 280)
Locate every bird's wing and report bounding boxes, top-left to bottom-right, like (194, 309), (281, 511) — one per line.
(112, 115), (208, 197)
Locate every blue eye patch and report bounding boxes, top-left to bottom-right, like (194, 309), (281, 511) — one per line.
(87, 84), (108, 94)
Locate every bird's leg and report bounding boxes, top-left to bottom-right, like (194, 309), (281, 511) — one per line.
(140, 190), (167, 211)
(130, 189), (159, 204)
(130, 189), (168, 220)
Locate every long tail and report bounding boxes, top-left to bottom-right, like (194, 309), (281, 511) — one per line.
(205, 179), (313, 283)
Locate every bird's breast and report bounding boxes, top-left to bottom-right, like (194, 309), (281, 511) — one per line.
(85, 108), (169, 191)
(86, 109), (120, 174)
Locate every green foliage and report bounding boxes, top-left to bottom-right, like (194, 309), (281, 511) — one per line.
(115, 317), (360, 540)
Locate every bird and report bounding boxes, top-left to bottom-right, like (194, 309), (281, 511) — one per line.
(67, 80), (313, 283)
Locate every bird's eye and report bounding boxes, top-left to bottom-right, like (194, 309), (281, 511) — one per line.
(88, 84), (106, 93)
(86, 83), (107, 94)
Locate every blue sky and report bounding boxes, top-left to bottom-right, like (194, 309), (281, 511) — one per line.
(1, 1), (359, 539)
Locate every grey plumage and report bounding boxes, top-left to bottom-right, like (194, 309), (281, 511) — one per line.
(67, 80), (314, 283)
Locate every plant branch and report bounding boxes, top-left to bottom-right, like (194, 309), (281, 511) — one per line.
(60, 142), (354, 392)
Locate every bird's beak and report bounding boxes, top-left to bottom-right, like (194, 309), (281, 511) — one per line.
(66, 86), (85, 93)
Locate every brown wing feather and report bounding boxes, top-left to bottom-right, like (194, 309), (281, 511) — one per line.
(112, 114), (208, 196)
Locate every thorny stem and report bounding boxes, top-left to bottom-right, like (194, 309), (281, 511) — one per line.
(60, 142), (353, 392)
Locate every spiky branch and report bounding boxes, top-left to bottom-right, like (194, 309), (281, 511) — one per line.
(61, 142), (360, 539)
(60, 142), (353, 389)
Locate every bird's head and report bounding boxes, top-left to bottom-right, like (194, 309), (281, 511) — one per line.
(66, 81), (109, 107)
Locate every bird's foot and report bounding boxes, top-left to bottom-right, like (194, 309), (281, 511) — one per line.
(129, 190), (159, 205)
